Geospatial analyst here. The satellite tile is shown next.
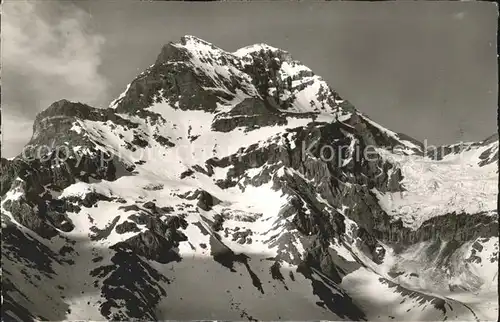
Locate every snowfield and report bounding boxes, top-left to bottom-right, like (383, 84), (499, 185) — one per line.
(374, 146), (498, 230)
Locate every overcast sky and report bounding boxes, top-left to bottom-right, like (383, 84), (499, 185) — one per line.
(1, 0), (497, 158)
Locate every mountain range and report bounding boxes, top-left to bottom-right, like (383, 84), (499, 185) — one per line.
(1, 35), (498, 321)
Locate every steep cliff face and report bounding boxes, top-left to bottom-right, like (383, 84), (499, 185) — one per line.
(2, 35), (498, 322)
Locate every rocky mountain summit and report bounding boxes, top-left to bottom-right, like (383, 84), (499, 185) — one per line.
(2, 35), (498, 321)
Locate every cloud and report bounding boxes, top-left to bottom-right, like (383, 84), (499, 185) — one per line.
(2, 1), (109, 158)
(2, 1), (109, 113)
(1, 111), (35, 159)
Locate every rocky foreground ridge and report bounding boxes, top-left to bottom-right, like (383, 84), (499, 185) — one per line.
(1, 35), (498, 321)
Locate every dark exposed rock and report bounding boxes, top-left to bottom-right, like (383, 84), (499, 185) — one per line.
(165, 215), (188, 230)
(356, 227), (386, 264)
(58, 245), (74, 256)
(89, 216), (121, 241)
(180, 169), (195, 179)
(3, 198), (58, 239)
(127, 213), (148, 226)
(296, 260), (366, 321)
(388, 270), (405, 278)
(143, 201), (157, 212)
(177, 189), (202, 200)
(211, 214), (224, 231)
(472, 241), (484, 252)
(211, 98), (287, 133)
(131, 134), (149, 148)
(2, 222), (63, 275)
(2, 279), (46, 321)
(192, 164), (214, 177)
(159, 206), (175, 214)
(92, 256), (104, 263)
(115, 56), (222, 114)
(142, 183), (164, 191)
(270, 261), (285, 282)
(346, 112), (422, 155)
(115, 230), (182, 264)
(426, 142), (478, 161)
(232, 228), (253, 244)
(115, 221), (141, 234)
(20, 102), (138, 183)
(1, 146), (131, 243)
(197, 190), (221, 211)
(1, 158), (16, 196)
(372, 212), (498, 248)
(119, 204), (142, 212)
(45, 210), (74, 232)
(155, 41), (191, 64)
(65, 192), (113, 208)
(478, 145), (499, 167)
(153, 134), (175, 148)
(90, 245), (170, 320)
(302, 239), (343, 284)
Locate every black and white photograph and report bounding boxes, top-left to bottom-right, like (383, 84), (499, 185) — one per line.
(1, 1), (498, 321)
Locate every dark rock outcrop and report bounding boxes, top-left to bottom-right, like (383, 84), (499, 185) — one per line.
(211, 214), (224, 231)
(115, 230), (182, 264)
(374, 212), (498, 247)
(211, 98), (287, 133)
(90, 245), (170, 321)
(115, 221), (141, 234)
(197, 190), (221, 211)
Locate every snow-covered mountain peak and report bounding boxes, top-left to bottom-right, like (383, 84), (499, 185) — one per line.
(181, 34), (219, 46)
(110, 36), (354, 120)
(2, 35), (498, 322)
(158, 35), (231, 64)
(233, 42), (287, 58)
(179, 35), (234, 56)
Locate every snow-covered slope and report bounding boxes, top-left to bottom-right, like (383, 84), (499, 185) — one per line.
(2, 35), (498, 321)
(374, 146), (497, 230)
